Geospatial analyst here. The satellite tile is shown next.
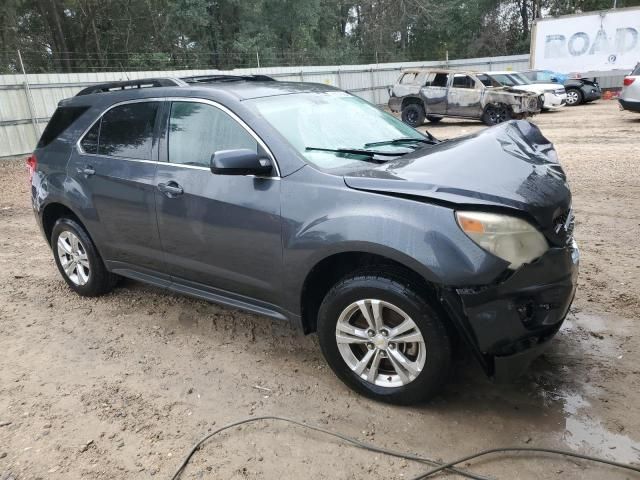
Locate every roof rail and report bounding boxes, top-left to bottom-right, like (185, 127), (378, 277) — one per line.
(75, 77), (186, 96)
(180, 74), (275, 84)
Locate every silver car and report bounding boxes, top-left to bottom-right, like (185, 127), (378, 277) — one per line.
(620, 63), (640, 113)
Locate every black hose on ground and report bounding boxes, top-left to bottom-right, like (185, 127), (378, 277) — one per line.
(170, 415), (640, 480)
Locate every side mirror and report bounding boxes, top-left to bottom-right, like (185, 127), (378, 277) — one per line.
(550, 76), (559, 83)
(210, 149), (272, 176)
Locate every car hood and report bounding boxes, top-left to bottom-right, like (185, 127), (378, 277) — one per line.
(343, 120), (572, 236)
(514, 83), (562, 93)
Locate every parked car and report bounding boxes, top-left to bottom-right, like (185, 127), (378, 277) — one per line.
(482, 71), (566, 110)
(619, 63), (640, 113)
(388, 68), (540, 127)
(29, 76), (578, 405)
(521, 70), (602, 106)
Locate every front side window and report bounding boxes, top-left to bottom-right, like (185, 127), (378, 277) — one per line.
(167, 102), (258, 168)
(97, 102), (159, 159)
(451, 75), (475, 89)
(431, 73), (448, 87)
(247, 92), (427, 172)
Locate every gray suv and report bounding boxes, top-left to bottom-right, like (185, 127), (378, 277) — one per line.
(29, 76), (578, 404)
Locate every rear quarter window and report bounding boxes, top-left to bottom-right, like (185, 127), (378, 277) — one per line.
(399, 73), (418, 84)
(37, 106), (89, 148)
(632, 63), (640, 76)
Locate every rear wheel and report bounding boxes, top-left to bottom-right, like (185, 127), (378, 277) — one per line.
(317, 273), (452, 405)
(52, 218), (119, 297)
(482, 104), (512, 126)
(565, 88), (583, 106)
(401, 103), (425, 127)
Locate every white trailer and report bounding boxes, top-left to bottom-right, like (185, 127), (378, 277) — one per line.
(531, 6), (640, 73)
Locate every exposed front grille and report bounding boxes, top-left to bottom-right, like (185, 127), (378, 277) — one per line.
(554, 88), (565, 95)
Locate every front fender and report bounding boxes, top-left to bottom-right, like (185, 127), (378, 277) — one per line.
(280, 168), (507, 315)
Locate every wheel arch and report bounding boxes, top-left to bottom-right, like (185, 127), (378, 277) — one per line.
(401, 95), (424, 110)
(41, 201), (87, 246)
(298, 249), (441, 335)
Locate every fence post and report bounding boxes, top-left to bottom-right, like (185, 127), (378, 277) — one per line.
(256, 51), (261, 69)
(18, 50), (40, 140)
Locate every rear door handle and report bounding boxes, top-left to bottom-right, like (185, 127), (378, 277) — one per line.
(78, 166), (95, 176)
(157, 181), (184, 197)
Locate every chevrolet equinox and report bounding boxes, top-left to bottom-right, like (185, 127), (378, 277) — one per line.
(28, 75), (579, 404)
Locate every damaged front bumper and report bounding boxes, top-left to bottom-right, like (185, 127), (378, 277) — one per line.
(442, 240), (579, 381)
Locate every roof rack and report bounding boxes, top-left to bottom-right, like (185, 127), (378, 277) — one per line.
(75, 77), (186, 96)
(180, 74), (275, 84)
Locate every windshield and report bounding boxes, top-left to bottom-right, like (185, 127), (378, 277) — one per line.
(246, 92), (428, 171)
(510, 72), (532, 85)
(489, 73), (526, 86)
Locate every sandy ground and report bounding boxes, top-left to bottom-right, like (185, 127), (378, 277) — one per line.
(0, 101), (639, 480)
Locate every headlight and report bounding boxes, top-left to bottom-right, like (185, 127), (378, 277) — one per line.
(456, 211), (548, 269)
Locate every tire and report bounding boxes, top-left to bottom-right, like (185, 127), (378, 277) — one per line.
(565, 88), (583, 106)
(401, 103), (425, 127)
(426, 115), (442, 124)
(482, 104), (512, 126)
(51, 217), (119, 297)
(317, 272), (452, 405)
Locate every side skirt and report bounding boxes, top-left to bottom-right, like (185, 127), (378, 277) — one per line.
(109, 263), (292, 324)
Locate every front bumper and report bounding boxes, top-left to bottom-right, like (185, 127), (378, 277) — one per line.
(442, 241), (579, 381)
(543, 92), (567, 109)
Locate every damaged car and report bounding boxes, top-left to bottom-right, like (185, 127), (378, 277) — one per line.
(30, 76), (577, 404)
(482, 71), (567, 111)
(388, 68), (540, 127)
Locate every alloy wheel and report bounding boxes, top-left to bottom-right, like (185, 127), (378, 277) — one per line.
(57, 231), (90, 286)
(488, 105), (509, 124)
(566, 90), (580, 105)
(335, 299), (426, 388)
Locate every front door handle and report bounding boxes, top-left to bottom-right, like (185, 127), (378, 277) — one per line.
(78, 166), (95, 176)
(158, 181), (184, 198)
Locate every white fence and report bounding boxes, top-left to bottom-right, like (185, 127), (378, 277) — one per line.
(0, 53), (624, 158)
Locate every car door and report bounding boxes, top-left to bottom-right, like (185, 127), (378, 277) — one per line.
(447, 74), (483, 118)
(154, 98), (283, 306)
(68, 100), (167, 279)
(420, 72), (449, 115)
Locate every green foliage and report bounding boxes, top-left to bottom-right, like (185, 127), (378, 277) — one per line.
(1, 0), (639, 73)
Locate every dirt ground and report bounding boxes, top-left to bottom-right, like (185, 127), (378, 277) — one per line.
(1, 100), (639, 480)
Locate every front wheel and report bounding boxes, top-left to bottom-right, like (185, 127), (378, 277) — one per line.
(317, 273), (452, 405)
(482, 104), (512, 126)
(565, 88), (583, 106)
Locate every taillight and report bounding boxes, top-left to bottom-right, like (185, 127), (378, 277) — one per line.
(624, 77), (636, 86)
(26, 154), (37, 182)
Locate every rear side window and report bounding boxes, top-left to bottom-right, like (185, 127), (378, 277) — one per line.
(95, 102), (159, 159)
(632, 63), (640, 75)
(38, 106), (89, 148)
(80, 121), (100, 154)
(431, 73), (448, 87)
(167, 102), (257, 168)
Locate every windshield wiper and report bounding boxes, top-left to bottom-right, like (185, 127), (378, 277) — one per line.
(364, 137), (435, 148)
(305, 146), (401, 158)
